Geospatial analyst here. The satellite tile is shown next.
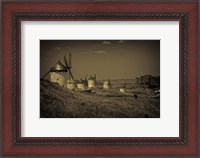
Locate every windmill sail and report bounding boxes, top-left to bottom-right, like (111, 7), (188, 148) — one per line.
(41, 63), (58, 79)
(64, 55), (74, 81)
(69, 52), (71, 68)
(41, 70), (50, 79)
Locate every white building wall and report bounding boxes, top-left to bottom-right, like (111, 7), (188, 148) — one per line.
(88, 80), (95, 88)
(50, 72), (65, 86)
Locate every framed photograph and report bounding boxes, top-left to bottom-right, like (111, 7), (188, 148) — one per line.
(1, 1), (199, 157)
(40, 39), (160, 118)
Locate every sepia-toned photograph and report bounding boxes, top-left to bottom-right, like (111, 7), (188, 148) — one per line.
(40, 40), (160, 118)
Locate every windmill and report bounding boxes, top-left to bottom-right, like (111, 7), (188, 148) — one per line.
(41, 61), (68, 79)
(119, 82), (126, 93)
(87, 75), (96, 88)
(40, 60), (68, 86)
(41, 53), (75, 87)
(103, 79), (112, 90)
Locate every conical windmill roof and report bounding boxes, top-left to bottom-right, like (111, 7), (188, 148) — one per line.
(51, 61), (68, 72)
(88, 76), (95, 80)
(78, 79), (85, 83)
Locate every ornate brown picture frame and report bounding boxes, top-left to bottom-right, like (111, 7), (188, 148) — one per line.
(1, 1), (199, 157)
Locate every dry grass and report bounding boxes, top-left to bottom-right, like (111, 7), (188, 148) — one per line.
(40, 80), (160, 118)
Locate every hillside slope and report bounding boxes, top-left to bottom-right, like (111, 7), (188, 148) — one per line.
(40, 80), (160, 118)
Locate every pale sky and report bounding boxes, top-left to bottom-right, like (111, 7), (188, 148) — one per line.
(40, 40), (160, 80)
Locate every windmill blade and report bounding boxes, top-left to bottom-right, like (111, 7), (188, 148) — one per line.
(84, 74), (88, 86)
(68, 69), (74, 80)
(64, 55), (74, 81)
(69, 52), (71, 68)
(41, 70), (50, 79)
(64, 55), (70, 69)
(94, 74), (96, 82)
(41, 63), (57, 79)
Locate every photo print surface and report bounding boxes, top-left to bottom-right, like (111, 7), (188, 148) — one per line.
(40, 40), (160, 118)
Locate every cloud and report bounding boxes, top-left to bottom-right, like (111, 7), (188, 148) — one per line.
(81, 51), (89, 55)
(47, 51), (53, 54)
(118, 40), (126, 43)
(93, 43), (101, 47)
(64, 46), (71, 50)
(94, 50), (108, 55)
(102, 41), (111, 45)
(56, 47), (61, 50)
(81, 49), (94, 55)
(81, 49), (108, 55)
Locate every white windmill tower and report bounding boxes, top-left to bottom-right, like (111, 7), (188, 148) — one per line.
(41, 53), (75, 88)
